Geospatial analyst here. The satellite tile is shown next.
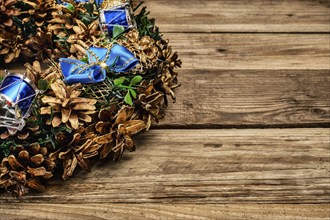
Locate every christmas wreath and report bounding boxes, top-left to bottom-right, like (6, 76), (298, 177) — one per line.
(0, 0), (181, 197)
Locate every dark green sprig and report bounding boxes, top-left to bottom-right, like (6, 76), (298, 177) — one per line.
(134, 5), (161, 40)
(0, 140), (17, 157)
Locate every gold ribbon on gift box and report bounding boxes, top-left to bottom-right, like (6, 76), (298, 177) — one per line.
(101, 0), (127, 9)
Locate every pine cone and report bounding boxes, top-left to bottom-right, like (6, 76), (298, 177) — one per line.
(14, 0), (57, 60)
(58, 131), (101, 180)
(136, 83), (165, 128)
(118, 29), (159, 72)
(0, 143), (57, 197)
(156, 39), (181, 101)
(20, 0), (56, 27)
(94, 106), (146, 160)
(0, 0), (20, 28)
(47, 2), (105, 59)
(40, 79), (97, 129)
(0, 27), (33, 63)
(0, 115), (41, 143)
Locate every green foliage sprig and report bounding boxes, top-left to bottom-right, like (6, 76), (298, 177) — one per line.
(134, 3), (161, 40)
(113, 75), (143, 105)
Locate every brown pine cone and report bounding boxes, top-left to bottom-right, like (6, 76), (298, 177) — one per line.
(0, 0), (20, 28)
(57, 131), (101, 180)
(0, 143), (57, 197)
(94, 106), (146, 161)
(118, 29), (159, 72)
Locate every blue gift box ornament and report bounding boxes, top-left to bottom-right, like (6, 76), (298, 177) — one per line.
(0, 70), (40, 134)
(99, 0), (136, 36)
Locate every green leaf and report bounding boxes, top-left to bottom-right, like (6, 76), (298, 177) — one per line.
(124, 91), (133, 105)
(37, 79), (49, 91)
(114, 77), (126, 86)
(113, 25), (125, 39)
(130, 75), (143, 86)
(65, 3), (75, 13)
(80, 57), (88, 63)
(129, 89), (137, 99)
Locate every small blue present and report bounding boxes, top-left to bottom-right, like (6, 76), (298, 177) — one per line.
(99, 3), (136, 37)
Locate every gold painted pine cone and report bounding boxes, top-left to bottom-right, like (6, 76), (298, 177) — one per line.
(118, 29), (159, 71)
(40, 79), (97, 129)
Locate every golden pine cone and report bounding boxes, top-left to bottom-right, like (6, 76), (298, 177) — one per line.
(47, 3), (105, 59)
(0, 27), (34, 63)
(118, 29), (159, 72)
(40, 79), (97, 129)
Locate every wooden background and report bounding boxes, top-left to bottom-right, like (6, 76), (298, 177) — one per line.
(0, 0), (330, 219)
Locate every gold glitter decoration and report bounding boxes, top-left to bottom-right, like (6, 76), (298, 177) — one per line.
(101, 0), (126, 9)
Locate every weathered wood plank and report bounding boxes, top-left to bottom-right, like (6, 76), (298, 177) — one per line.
(1, 34), (329, 71)
(164, 33), (330, 70)
(2, 69), (329, 127)
(1, 129), (329, 204)
(161, 69), (330, 128)
(145, 0), (330, 33)
(0, 204), (329, 220)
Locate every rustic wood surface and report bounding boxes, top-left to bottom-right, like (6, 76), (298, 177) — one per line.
(148, 0), (330, 33)
(1, 0), (330, 219)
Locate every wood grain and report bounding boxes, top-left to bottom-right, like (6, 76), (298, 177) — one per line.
(164, 33), (330, 70)
(160, 69), (330, 128)
(2, 71), (329, 128)
(145, 0), (330, 33)
(0, 204), (329, 220)
(1, 34), (329, 71)
(0, 129), (329, 205)
(1, 0), (329, 218)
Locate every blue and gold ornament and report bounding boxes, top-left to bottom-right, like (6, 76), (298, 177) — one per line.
(0, 71), (39, 134)
(59, 44), (138, 84)
(98, 0), (136, 36)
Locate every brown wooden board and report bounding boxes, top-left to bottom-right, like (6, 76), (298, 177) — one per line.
(0, 204), (329, 220)
(161, 69), (330, 128)
(0, 129), (329, 205)
(2, 34), (329, 71)
(164, 33), (330, 70)
(1, 0), (329, 218)
(145, 0), (330, 33)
